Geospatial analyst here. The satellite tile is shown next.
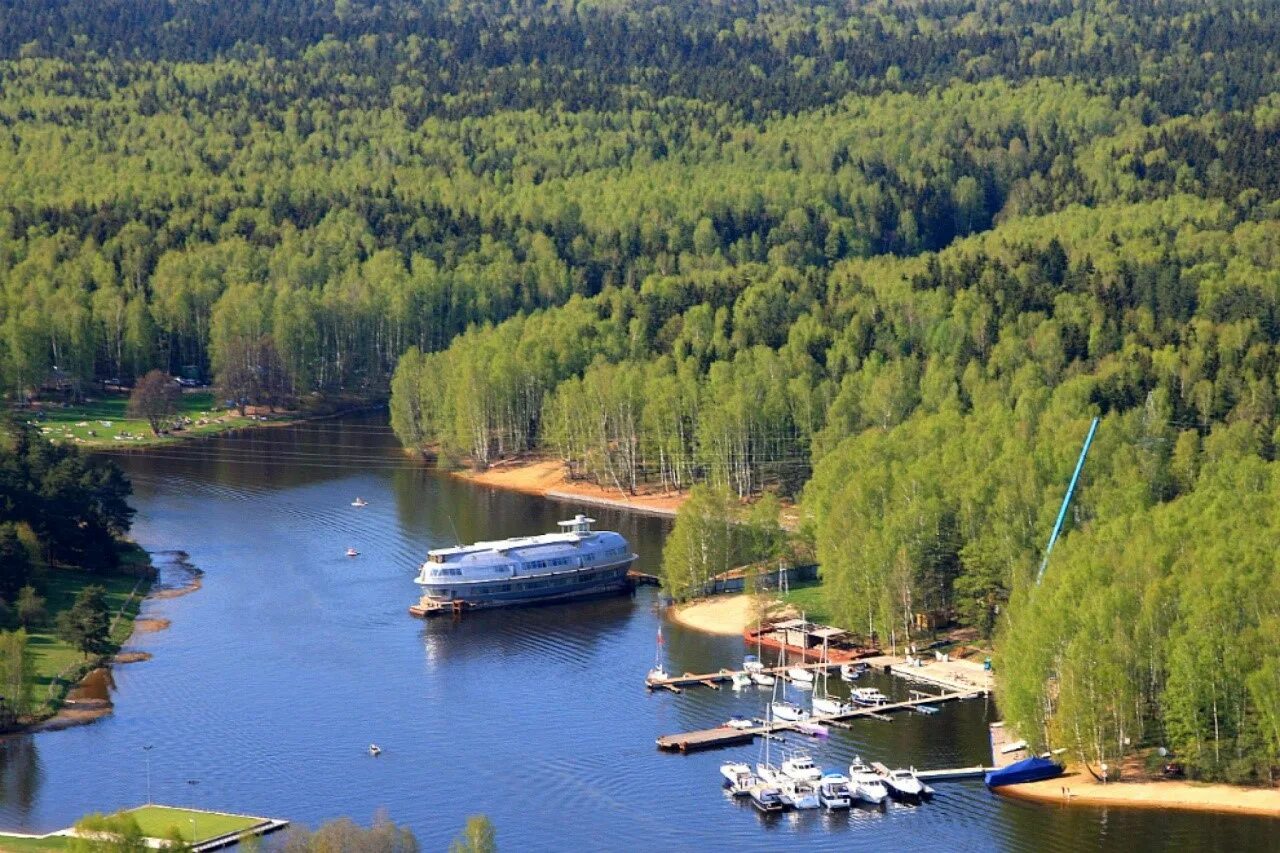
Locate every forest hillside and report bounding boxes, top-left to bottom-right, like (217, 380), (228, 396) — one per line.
(0, 1), (1277, 783)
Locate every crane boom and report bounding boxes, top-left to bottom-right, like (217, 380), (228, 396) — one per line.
(1035, 416), (1100, 585)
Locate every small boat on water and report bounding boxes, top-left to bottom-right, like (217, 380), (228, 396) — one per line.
(770, 700), (810, 722)
(720, 761), (756, 796)
(724, 716), (754, 731)
(778, 779), (820, 810)
(841, 662), (869, 681)
(817, 773), (853, 810)
(743, 654), (765, 674)
(850, 687), (889, 707)
(646, 626), (669, 685)
(914, 704), (941, 715)
(749, 785), (786, 813)
(351, 497), (368, 507)
(345, 547), (359, 557)
(368, 744), (382, 756)
(780, 754), (823, 782)
(984, 756), (1064, 788)
(879, 766), (932, 800)
(848, 757), (889, 805)
(731, 672), (752, 690)
(751, 671), (776, 686)
(812, 637), (853, 715)
(786, 666), (815, 685)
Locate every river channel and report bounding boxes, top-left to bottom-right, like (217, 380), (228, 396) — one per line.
(0, 415), (1272, 851)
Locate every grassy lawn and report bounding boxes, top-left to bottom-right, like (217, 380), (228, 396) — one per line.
(28, 555), (150, 714)
(777, 578), (835, 626)
(19, 391), (267, 449)
(125, 806), (262, 842)
(0, 834), (72, 851)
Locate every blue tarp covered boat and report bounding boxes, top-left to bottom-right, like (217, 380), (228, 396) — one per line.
(984, 756), (1064, 788)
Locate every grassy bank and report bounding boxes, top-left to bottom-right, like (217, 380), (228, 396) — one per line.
(21, 391), (276, 449)
(0, 834), (72, 851)
(27, 542), (153, 722)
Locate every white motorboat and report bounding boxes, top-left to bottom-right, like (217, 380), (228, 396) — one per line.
(725, 716), (754, 730)
(840, 662), (868, 681)
(848, 757), (889, 805)
(850, 687), (889, 706)
(345, 547), (359, 557)
(881, 766), (930, 799)
(351, 497), (368, 507)
(770, 700), (810, 722)
(368, 744), (382, 756)
(720, 761), (756, 796)
(751, 671), (776, 686)
(743, 654), (765, 674)
(786, 666), (815, 685)
(749, 785), (785, 813)
(731, 672), (753, 690)
(818, 773), (853, 810)
(780, 753), (823, 782)
(778, 779), (820, 810)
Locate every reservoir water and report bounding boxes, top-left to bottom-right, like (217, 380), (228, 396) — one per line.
(1, 415), (1273, 851)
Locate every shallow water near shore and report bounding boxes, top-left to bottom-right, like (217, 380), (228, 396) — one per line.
(0, 414), (1273, 851)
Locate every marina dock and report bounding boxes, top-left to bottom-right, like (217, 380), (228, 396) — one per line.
(655, 689), (981, 752)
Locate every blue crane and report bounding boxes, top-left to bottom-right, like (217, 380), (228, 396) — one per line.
(1035, 416), (1100, 585)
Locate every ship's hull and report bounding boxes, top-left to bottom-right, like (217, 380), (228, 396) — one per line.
(411, 559), (633, 616)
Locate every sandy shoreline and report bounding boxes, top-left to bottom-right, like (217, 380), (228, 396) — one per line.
(999, 771), (1280, 818)
(670, 595), (764, 635)
(456, 458), (685, 516)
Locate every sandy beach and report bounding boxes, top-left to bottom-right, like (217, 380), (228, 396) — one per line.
(456, 458), (686, 516)
(999, 771), (1280, 818)
(670, 594), (764, 635)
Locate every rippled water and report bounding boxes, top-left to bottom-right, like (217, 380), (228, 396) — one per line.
(0, 415), (1273, 851)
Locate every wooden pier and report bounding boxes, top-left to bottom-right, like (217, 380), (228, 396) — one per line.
(916, 765), (990, 781)
(655, 689), (980, 753)
(645, 659), (839, 691)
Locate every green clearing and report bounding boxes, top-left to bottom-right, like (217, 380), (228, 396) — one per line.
(19, 391), (266, 449)
(28, 551), (150, 715)
(777, 579), (834, 627)
(125, 806), (262, 842)
(0, 834), (72, 851)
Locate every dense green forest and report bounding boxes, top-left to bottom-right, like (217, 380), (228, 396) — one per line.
(1, 1), (1278, 781)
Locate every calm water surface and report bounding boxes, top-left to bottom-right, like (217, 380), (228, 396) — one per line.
(0, 415), (1274, 851)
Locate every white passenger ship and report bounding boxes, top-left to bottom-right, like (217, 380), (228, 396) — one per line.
(410, 515), (636, 615)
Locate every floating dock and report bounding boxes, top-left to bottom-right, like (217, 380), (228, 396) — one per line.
(915, 765), (991, 781)
(645, 659), (839, 692)
(655, 689), (981, 752)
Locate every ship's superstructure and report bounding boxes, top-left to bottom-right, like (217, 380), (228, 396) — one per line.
(412, 515), (635, 611)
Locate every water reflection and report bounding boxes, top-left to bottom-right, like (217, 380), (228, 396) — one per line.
(0, 738), (41, 821)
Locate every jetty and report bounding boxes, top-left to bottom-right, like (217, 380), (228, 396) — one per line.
(645, 656), (990, 697)
(655, 689), (981, 752)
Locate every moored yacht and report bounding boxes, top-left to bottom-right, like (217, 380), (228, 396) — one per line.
(848, 757), (889, 805)
(720, 761), (756, 796)
(880, 766), (931, 800)
(770, 699), (810, 722)
(780, 753), (823, 782)
(850, 687), (889, 706)
(817, 773), (853, 810)
(412, 515), (635, 613)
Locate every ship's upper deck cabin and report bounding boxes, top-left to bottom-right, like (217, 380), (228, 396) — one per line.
(421, 515), (622, 575)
